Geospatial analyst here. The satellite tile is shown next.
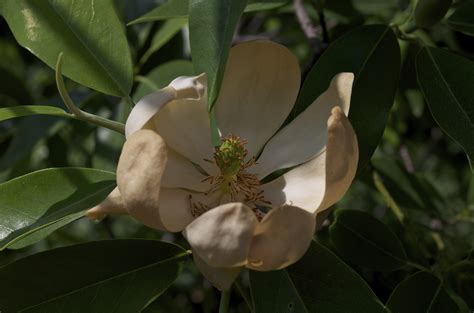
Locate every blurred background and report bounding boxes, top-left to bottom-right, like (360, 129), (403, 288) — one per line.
(0, 0), (473, 312)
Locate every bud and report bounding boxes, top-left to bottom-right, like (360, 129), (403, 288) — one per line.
(414, 0), (452, 29)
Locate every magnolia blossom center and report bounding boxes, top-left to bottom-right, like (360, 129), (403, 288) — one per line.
(189, 135), (268, 218)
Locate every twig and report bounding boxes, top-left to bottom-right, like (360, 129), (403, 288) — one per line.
(293, 0), (318, 41)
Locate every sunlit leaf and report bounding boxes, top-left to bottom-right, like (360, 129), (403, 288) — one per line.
(0, 168), (115, 250)
(2, 0), (133, 96)
(0, 105), (70, 122)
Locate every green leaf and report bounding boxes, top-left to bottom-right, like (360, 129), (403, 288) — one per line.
(0, 240), (188, 313)
(0, 105), (71, 122)
(133, 60), (194, 101)
(447, 0), (474, 36)
(0, 168), (116, 250)
(385, 271), (460, 313)
(138, 18), (188, 67)
(2, 0), (133, 97)
(329, 209), (407, 271)
(372, 157), (433, 212)
(292, 24), (400, 172)
(416, 47), (474, 171)
(128, 0), (287, 25)
(250, 241), (385, 313)
(189, 0), (247, 111)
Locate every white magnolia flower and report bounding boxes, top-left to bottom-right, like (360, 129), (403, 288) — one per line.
(88, 41), (358, 290)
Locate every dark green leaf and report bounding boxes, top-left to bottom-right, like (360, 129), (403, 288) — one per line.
(128, 0), (287, 25)
(0, 240), (188, 313)
(189, 0), (247, 110)
(0, 105), (70, 122)
(447, 0), (474, 36)
(293, 25), (400, 172)
(250, 241), (385, 313)
(329, 209), (407, 271)
(416, 47), (474, 171)
(0, 168), (115, 250)
(386, 271), (460, 313)
(372, 157), (433, 212)
(138, 18), (188, 67)
(133, 60), (194, 101)
(2, 0), (133, 96)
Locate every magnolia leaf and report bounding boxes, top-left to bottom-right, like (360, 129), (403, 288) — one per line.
(329, 209), (408, 271)
(189, 0), (247, 111)
(128, 0), (287, 25)
(2, 0), (133, 97)
(386, 271), (460, 313)
(0, 105), (71, 122)
(0, 168), (115, 250)
(292, 24), (400, 172)
(416, 47), (474, 171)
(250, 241), (385, 313)
(0, 240), (188, 313)
(447, 0), (474, 36)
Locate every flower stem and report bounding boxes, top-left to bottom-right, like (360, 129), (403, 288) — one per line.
(55, 53), (126, 135)
(219, 288), (232, 313)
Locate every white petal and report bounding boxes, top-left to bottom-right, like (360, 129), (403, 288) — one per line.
(157, 188), (201, 232)
(117, 129), (168, 230)
(161, 149), (209, 192)
(254, 73), (354, 178)
(183, 202), (258, 268)
(248, 206), (315, 271)
(192, 252), (242, 291)
(154, 80), (216, 174)
(261, 107), (358, 214)
(86, 187), (126, 220)
(216, 41), (301, 157)
(125, 74), (206, 137)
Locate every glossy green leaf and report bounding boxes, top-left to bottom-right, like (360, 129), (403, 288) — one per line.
(329, 209), (407, 271)
(138, 18), (188, 66)
(0, 105), (71, 122)
(250, 241), (385, 313)
(292, 24), (400, 171)
(386, 271), (460, 313)
(447, 0), (474, 36)
(0, 240), (188, 313)
(128, 0), (287, 25)
(0, 168), (115, 250)
(416, 47), (474, 171)
(189, 0), (247, 110)
(134, 60), (194, 101)
(2, 0), (133, 97)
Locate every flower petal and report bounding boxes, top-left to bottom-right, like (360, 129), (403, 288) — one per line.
(247, 206), (315, 271)
(216, 41), (301, 157)
(157, 188), (199, 232)
(192, 252), (242, 291)
(261, 107), (358, 214)
(117, 129), (168, 230)
(153, 83), (216, 174)
(161, 149), (209, 192)
(86, 187), (126, 220)
(126, 74), (206, 137)
(254, 73), (354, 178)
(183, 202), (258, 268)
